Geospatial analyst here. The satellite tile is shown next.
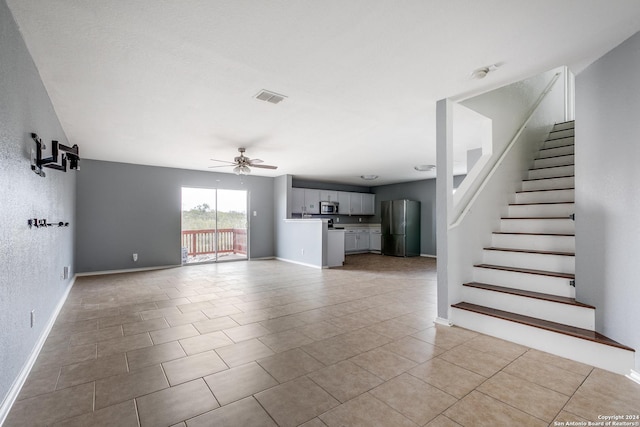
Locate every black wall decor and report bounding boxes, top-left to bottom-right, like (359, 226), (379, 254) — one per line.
(30, 133), (80, 177)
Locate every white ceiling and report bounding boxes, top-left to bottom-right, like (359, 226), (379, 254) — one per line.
(7, 1), (640, 186)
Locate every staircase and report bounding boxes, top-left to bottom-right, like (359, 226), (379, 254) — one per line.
(451, 121), (635, 374)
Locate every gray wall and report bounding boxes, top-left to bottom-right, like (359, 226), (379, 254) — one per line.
(575, 31), (640, 370)
(76, 160), (275, 273)
(0, 0), (76, 409)
(373, 176), (465, 256)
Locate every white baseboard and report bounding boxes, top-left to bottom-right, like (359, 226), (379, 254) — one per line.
(75, 265), (181, 277)
(434, 316), (452, 326)
(249, 256), (276, 261)
(0, 275), (76, 426)
(275, 257), (323, 269)
(420, 254), (437, 258)
(627, 369), (640, 385)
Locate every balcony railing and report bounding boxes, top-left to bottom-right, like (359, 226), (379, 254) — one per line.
(182, 228), (247, 257)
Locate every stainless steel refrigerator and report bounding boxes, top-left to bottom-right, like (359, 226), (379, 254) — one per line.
(381, 200), (420, 257)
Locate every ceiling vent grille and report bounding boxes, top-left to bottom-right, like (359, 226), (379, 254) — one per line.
(255, 89), (287, 104)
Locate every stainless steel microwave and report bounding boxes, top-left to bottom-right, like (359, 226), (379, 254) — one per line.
(320, 201), (339, 214)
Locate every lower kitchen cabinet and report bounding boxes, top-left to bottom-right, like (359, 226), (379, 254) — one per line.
(344, 230), (371, 253)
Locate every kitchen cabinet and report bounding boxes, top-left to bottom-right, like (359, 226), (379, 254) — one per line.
(337, 191), (351, 214)
(349, 194), (363, 215)
(370, 230), (381, 251)
(319, 190), (338, 202)
(291, 188), (320, 214)
(362, 193), (375, 215)
(345, 230), (370, 253)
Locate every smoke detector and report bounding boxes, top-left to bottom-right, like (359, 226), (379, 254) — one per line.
(471, 64), (500, 79)
(255, 89), (287, 104)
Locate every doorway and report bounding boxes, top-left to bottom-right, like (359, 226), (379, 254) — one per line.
(181, 187), (248, 264)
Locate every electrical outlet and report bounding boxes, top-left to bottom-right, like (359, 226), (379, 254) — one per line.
(30, 310), (35, 328)
(133, 253), (138, 262)
(301, 248), (305, 255)
(336, 217), (339, 223)
(359, 217), (362, 222)
(253, 211), (257, 217)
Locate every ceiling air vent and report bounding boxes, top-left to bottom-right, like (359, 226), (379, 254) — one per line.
(255, 89), (287, 104)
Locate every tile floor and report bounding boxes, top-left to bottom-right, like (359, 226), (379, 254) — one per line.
(5, 254), (640, 426)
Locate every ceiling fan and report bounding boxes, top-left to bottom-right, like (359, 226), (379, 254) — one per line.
(209, 147), (278, 175)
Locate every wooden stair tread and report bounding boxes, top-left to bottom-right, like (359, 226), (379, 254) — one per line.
(451, 302), (633, 351)
(493, 232), (574, 237)
(501, 216), (572, 220)
(534, 154), (575, 161)
(516, 187), (574, 193)
(539, 144), (575, 151)
(509, 202), (574, 206)
(474, 264), (574, 279)
(463, 282), (593, 308)
(522, 175), (574, 182)
(484, 247), (575, 257)
(529, 163), (574, 171)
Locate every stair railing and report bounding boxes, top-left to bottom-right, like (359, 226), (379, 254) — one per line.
(449, 71), (562, 229)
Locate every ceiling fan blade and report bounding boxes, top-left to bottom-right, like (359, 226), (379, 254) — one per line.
(251, 164), (278, 170)
(248, 158), (264, 164)
(207, 164), (234, 169)
(210, 158), (237, 165)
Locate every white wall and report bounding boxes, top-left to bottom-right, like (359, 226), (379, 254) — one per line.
(575, 31), (640, 370)
(437, 69), (566, 320)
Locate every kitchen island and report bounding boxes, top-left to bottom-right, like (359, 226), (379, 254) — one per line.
(278, 219), (344, 268)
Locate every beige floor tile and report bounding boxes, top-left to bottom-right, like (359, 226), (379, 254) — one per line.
(382, 335), (445, 363)
(365, 319), (419, 339)
(444, 390), (547, 427)
(187, 396), (277, 427)
(215, 338), (275, 367)
(150, 324), (199, 344)
(521, 348), (594, 376)
(52, 399), (139, 427)
(307, 360), (383, 403)
(257, 348), (324, 383)
(34, 343), (97, 368)
(5, 382), (94, 427)
(140, 306), (182, 320)
(553, 410), (591, 425)
(223, 323), (271, 342)
(259, 315), (307, 333)
(17, 363), (62, 400)
(340, 328), (391, 352)
(69, 325), (123, 346)
(464, 334), (528, 360)
(255, 377), (339, 427)
(411, 325), (477, 349)
(581, 368), (640, 407)
(97, 313), (143, 329)
(409, 357), (486, 399)
(136, 379), (218, 427)
(49, 319), (98, 337)
(477, 371), (569, 422)
(204, 361), (277, 405)
(302, 337), (360, 365)
(118, 301), (158, 314)
(122, 317), (169, 336)
(56, 353), (128, 390)
(503, 354), (587, 396)
(563, 382), (640, 421)
(95, 364), (169, 409)
(297, 321), (346, 341)
(176, 301), (214, 313)
(154, 297), (191, 308)
(394, 313), (437, 330)
(165, 310), (209, 327)
(127, 340), (186, 371)
(201, 304), (242, 318)
(370, 373), (457, 425)
(179, 331), (234, 355)
(163, 351), (228, 385)
(192, 316), (239, 334)
(299, 418), (328, 427)
(97, 332), (153, 357)
(424, 415), (463, 427)
(328, 311), (380, 331)
(350, 348), (417, 380)
(438, 344), (511, 377)
(319, 393), (416, 427)
(259, 329), (314, 353)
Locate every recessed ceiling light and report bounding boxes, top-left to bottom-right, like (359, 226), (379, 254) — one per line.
(414, 165), (435, 172)
(360, 175), (378, 180)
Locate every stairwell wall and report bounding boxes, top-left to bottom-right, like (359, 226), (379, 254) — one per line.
(437, 69), (566, 321)
(575, 31), (640, 371)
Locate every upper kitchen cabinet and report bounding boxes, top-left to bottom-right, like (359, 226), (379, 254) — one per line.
(319, 190), (338, 202)
(337, 191), (375, 215)
(291, 188), (321, 214)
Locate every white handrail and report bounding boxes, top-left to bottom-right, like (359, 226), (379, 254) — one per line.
(448, 71), (562, 229)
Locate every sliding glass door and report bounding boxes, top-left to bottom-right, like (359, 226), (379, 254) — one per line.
(181, 187), (248, 264)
